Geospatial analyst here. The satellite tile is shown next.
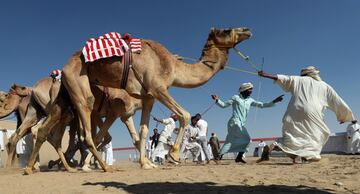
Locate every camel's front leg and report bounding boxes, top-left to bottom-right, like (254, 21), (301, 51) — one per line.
(138, 97), (155, 169)
(154, 90), (190, 163)
(122, 115), (156, 168)
(62, 69), (109, 172)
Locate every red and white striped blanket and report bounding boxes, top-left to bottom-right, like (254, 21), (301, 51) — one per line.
(82, 32), (141, 63)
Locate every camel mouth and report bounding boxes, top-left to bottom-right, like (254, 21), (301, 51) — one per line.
(237, 28), (252, 39)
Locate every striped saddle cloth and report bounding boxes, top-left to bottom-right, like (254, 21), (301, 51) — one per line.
(82, 32), (141, 63)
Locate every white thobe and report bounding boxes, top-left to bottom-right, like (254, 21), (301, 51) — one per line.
(346, 123), (360, 154)
(0, 131), (5, 151)
(181, 125), (202, 161)
(102, 141), (113, 165)
(152, 118), (176, 160)
(275, 75), (354, 160)
(258, 141), (266, 157)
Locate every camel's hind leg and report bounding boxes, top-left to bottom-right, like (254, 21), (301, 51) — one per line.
(6, 104), (38, 167)
(24, 102), (62, 175)
(62, 60), (109, 172)
(47, 127), (76, 172)
(82, 114), (116, 172)
(154, 89), (190, 163)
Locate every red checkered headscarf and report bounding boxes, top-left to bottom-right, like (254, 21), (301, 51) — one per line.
(50, 69), (62, 81)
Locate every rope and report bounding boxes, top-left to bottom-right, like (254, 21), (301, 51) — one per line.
(224, 66), (258, 76)
(253, 57), (265, 126)
(233, 47), (260, 71)
(201, 102), (216, 116)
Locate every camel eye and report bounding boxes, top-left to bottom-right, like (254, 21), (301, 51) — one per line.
(21, 87), (26, 90)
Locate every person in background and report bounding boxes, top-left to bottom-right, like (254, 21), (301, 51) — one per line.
(194, 113), (212, 164)
(258, 140), (266, 158)
(209, 132), (220, 161)
(212, 82), (283, 164)
(102, 141), (114, 166)
(151, 113), (178, 165)
(346, 120), (360, 154)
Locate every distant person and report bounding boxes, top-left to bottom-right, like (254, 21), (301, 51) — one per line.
(211, 82), (283, 163)
(0, 129), (6, 167)
(151, 128), (160, 150)
(194, 113), (211, 164)
(258, 140), (266, 158)
(258, 66), (356, 163)
(209, 132), (220, 160)
(102, 141), (114, 166)
(346, 121), (360, 154)
(151, 113), (178, 165)
(16, 133), (33, 168)
(146, 137), (153, 159)
(181, 116), (202, 163)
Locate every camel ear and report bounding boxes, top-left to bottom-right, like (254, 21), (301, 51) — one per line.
(11, 84), (16, 89)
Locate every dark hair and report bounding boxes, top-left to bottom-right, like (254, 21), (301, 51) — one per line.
(195, 113), (201, 120)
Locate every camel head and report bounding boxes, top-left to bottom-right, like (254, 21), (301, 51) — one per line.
(0, 90), (21, 118)
(10, 84), (31, 97)
(207, 27), (252, 49)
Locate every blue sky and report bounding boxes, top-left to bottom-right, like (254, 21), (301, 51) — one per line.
(0, 0), (359, 148)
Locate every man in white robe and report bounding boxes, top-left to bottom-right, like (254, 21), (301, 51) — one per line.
(102, 141), (113, 165)
(346, 121), (360, 154)
(151, 113), (178, 164)
(181, 116), (202, 163)
(258, 66), (356, 163)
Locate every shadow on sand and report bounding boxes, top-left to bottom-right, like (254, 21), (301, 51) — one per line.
(83, 181), (335, 194)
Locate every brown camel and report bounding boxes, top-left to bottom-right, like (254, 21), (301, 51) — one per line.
(37, 27), (252, 173)
(0, 78), (151, 173)
(0, 79), (76, 170)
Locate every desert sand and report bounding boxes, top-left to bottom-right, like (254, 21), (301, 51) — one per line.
(0, 154), (359, 194)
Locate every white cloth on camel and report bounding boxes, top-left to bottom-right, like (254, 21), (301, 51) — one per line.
(346, 123), (360, 154)
(275, 74), (354, 160)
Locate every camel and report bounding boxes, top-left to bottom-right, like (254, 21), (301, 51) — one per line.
(0, 79), (76, 169)
(0, 78), (153, 173)
(30, 27), (252, 173)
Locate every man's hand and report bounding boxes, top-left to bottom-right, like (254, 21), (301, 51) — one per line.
(211, 95), (219, 101)
(272, 95), (284, 103)
(258, 70), (265, 77)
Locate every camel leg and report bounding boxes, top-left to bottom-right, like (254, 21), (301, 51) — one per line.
(154, 90), (190, 163)
(6, 105), (38, 167)
(24, 102), (62, 175)
(121, 116), (140, 149)
(46, 122), (76, 173)
(122, 116), (156, 168)
(62, 65), (109, 172)
(138, 97), (155, 169)
(82, 115), (116, 172)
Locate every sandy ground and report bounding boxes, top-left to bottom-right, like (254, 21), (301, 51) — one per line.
(0, 154), (359, 194)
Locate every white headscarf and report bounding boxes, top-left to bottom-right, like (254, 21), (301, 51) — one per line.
(239, 82), (253, 92)
(300, 66), (322, 81)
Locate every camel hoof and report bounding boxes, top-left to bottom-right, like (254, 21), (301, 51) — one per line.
(67, 167), (77, 173)
(33, 162), (40, 170)
(104, 166), (114, 172)
(24, 167), (33, 175)
(141, 163), (154, 170)
(169, 152), (180, 163)
(82, 165), (92, 172)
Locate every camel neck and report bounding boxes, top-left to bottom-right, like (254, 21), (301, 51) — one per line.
(172, 46), (229, 88)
